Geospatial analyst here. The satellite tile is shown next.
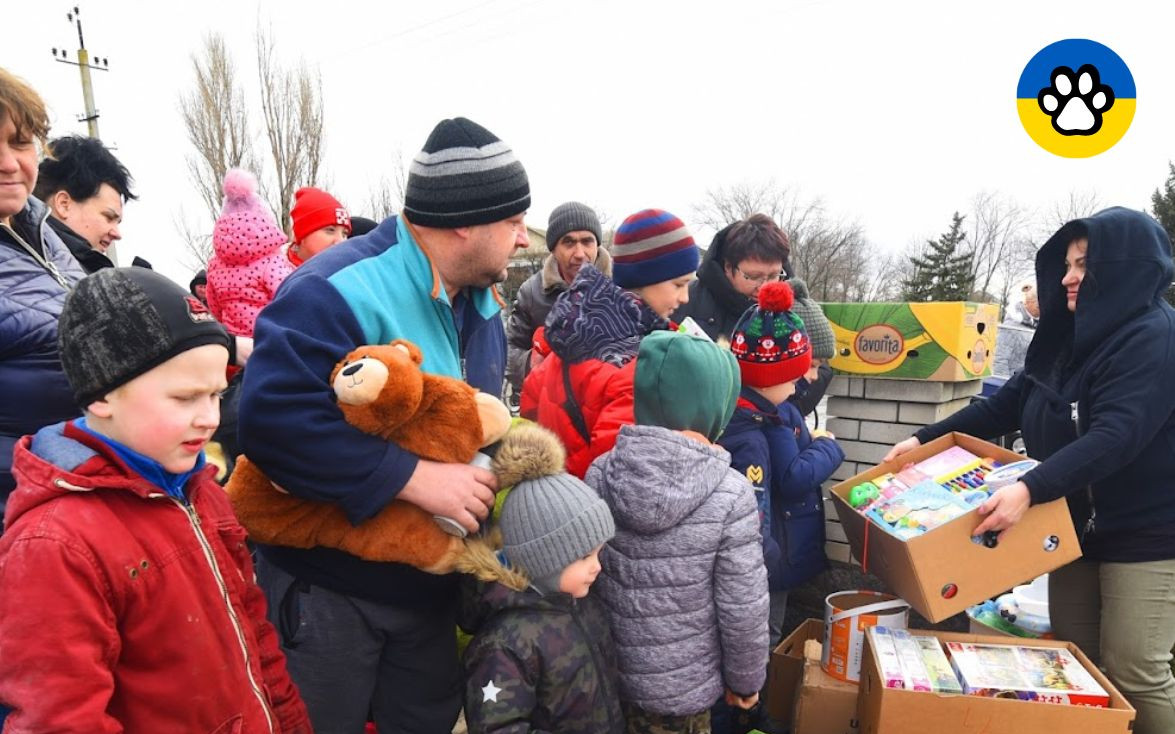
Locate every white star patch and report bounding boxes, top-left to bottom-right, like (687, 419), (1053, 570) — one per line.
(482, 679), (502, 703)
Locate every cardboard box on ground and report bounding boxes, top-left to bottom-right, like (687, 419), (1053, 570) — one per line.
(796, 638), (860, 734)
(828, 432), (1081, 622)
(768, 619), (1137, 734)
(857, 629), (1136, 733)
(766, 620), (859, 733)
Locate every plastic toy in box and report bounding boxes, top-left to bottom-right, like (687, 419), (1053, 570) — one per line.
(946, 642), (1111, 707)
(822, 301), (999, 381)
(866, 481), (974, 539)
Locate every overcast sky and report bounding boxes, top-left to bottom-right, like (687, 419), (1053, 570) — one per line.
(9, 0), (1175, 287)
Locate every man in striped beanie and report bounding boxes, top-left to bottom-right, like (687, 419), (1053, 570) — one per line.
(236, 116), (530, 733)
(611, 208), (701, 318)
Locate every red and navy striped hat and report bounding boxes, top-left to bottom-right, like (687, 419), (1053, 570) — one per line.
(611, 209), (700, 288)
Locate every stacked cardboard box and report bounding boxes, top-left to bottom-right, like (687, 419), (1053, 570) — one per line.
(822, 378), (981, 564)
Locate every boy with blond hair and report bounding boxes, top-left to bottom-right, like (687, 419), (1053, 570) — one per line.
(0, 267), (310, 732)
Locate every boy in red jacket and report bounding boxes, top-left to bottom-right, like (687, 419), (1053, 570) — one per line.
(0, 267), (310, 733)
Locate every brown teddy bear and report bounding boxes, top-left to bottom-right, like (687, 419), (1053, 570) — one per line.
(226, 339), (512, 574)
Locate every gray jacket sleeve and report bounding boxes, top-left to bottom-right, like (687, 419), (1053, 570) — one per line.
(505, 282), (539, 394)
(713, 472), (770, 696)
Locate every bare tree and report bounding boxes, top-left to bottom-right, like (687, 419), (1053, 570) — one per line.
(1044, 189), (1102, 234)
(178, 34), (254, 221)
(692, 179), (816, 233)
(174, 206), (214, 272)
(361, 148), (410, 221)
(964, 192), (1032, 303)
(693, 179), (872, 301)
(256, 28), (325, 234)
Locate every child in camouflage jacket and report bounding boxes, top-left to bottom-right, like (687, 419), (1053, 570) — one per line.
(459, 424), (624, 734)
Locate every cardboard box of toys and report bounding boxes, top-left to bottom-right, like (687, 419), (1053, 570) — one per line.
(822, 301), (999, 381)
(795, 638), (861, 734)
(856, 628), (1136, 733)
(766, 619), (824, 722)
(828, 432), (1081, 622)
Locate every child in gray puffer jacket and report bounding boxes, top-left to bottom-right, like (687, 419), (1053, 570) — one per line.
(587, 330), (769, 733)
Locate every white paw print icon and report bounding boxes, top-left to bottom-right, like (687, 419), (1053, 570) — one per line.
(1037, 64), (1114, 135)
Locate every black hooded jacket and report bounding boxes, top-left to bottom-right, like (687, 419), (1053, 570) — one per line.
(916, 207), (1175, 561)
(672, 223), (795, 341)
(47, 215), (113, 274)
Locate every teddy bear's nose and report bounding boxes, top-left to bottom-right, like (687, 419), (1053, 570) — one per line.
(342, 362), (364, 377)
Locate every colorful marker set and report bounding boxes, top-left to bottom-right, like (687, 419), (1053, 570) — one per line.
(936, 458), (998, 494)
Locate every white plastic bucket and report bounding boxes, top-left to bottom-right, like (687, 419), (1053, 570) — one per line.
(822, 590), (910, 683)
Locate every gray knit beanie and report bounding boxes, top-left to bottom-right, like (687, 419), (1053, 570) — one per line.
(545, 202), (602, 252)
(403, 117), (530, 228)
(789, 278), (836, 361)
(59, 267), (232, 407)
(495, 425), (615, 590)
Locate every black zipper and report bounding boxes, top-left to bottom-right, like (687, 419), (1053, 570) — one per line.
(1071, 400), (1097, 540)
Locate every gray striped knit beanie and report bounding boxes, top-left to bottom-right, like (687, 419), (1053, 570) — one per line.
(404, 117), (530, 228)
(59, 267), (232, 407)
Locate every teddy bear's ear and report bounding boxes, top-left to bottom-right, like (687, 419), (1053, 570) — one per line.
(389, 340), (424, 365)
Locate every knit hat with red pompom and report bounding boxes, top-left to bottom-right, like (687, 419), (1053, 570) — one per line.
(729, 281), (812, 387)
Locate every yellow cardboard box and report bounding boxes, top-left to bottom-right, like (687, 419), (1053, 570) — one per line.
(823, 302), (999, 381)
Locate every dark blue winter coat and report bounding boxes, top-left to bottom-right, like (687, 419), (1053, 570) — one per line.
(719, 388), (845, 590)
(916, 207), (1175, 562)
(0, 197), (85, 510)
(239, 215), (507, 608)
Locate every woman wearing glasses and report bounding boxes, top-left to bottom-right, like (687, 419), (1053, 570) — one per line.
(672, 213), (792, 343)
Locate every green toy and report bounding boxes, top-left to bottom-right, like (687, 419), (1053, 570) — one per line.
(849, 481), (880, 508)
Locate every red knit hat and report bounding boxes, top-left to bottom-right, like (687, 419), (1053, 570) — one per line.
(729, 281), (812, 388)
(291, 187), (352, 243)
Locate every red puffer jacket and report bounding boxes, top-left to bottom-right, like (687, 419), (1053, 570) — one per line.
(520, 352), (636, 478)
(0, 422), (311, 734)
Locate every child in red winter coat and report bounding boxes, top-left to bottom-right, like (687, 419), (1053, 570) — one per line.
(520, 208), (699, 477)
(0, 268), (311, 733)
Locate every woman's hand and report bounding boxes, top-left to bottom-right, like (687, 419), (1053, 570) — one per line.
(973, 481), (1032, 538)
(882, 436), (921, 463)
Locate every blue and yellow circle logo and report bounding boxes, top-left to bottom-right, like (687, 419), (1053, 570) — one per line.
(1017, 39), (1134, 158)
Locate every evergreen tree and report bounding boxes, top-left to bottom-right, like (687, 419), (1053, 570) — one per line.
(902, 212), (975, 301)
(1151, 162), (1175, 306)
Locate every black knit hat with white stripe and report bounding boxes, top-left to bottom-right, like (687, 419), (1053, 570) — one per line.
(404, 117), (531, 228)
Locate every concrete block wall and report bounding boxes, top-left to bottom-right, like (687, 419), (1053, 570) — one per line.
(821, 376), (981, 565)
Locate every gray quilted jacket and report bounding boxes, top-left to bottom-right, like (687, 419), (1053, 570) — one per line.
(585, 424), (769, 716)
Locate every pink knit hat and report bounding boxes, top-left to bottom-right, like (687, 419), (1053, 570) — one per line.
(212, 169), (287, 264)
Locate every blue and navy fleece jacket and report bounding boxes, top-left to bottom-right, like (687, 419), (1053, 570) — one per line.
(719, 388), (844, 591)
(239, 215), (506, 606)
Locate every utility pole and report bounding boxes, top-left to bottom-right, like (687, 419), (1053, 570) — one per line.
(51, 6), (109, 140)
